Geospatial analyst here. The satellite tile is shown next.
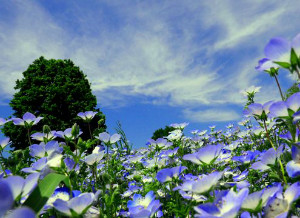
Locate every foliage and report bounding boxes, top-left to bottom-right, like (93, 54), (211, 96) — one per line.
(2, 56), (106, 150)
(151, 125), (175, 140)
(115, 121), (132, 155)
(285, 82), (300, 99)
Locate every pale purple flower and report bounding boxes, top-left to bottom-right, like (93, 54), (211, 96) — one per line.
(0, 138), (10, 149)
(1, 174), (39, 202)
(194, 188), (249, 218)
(156, 166), (187, 183)
(174, 171), (223, 195)
(77, 111), (97, 121)
(127, 191), (162, 218)
(293, 111), (300, 123)
(96, 132), (121, 144)
(5, 207), (36, 218)
(286, 92), (300, 112)
(269, 101), (289, 118)
(0, 180), (14, 217)
(64, 157), (79, 172)
(12, 112), (43, 126)
(251, 146), (284, 171)
(255, 58), (279, 71)
(257, 33), (300, 70)
(29, 141), (63, 158)
(264, 37), (291, 63)
(243, 101), (274, 118)
(45, 187), (81, 209)
(53, 193), (95, 216)
(286, 146), (300, 178)
(183, 144), (222, 165)
(84, 146), (105, 165)
(31, 131), (57, 142)
(264, 182), (300, 218)
(242, 184), (281, 211)
(148, 138), (172, 149)
(55, 128), (82, 140)
(0, 118), (8, 126)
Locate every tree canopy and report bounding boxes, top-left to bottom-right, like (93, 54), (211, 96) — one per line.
(2, 56), (106, 150)
(151, 125), (175, 140)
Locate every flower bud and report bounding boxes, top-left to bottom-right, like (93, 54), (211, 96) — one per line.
(43, 125), (51, 134)
(71, 123), (80, 137)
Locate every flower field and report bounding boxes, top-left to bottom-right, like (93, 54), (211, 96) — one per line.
(1, 34), (300, 218)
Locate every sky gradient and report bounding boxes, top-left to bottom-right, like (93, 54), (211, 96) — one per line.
(1, 0), (300, 148)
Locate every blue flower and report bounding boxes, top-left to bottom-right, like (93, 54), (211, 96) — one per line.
(183, 144), (222, 165)
(255, 58), (279, 71)
(264, 182), (300, 218)
(0, 173), (39, 208)
(84, 146), (105, 165)
(293, 110), (300, 123)
(269, 93), (300, 118)
(45, 187), (81, 210)
(29, 140), (63, 158)
(251, 146), (283, 171)
(148, 138), (172, 150)
(286, 146), (300, 178)
(156, 166), (187, 183)
(31, 131), (57, 142)
(243, 101), (274, 118)
(5, 207), (36, 218)
(53, 193), (95, 216)
(174, 171), (223, 195)
(127, 191), (162, 218)
(55, 128), (83, 140)
(241, 184), (281, 212)
(0, 137), (11, 149)
(77, 111), (98, 121)
(194, 188), (249, 218)
(12, 112), (43, 127)
(0, 117), (9, 126)
(264, 37), (291, 63)
(96, 132), (121, 144)
(64, 157), (79, 172)
(0, 180), (14, 217)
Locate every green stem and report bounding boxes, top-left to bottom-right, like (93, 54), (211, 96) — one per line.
(68, 174), (73, 197)
(27, 128), (32, 146)
(88, 122), (92, 139)
(274, 75), (284, 101)
(0, 150), (7, 177)
(263, 120), (287, 185)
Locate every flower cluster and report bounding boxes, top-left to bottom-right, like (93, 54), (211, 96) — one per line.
(1, 33), (300, 217)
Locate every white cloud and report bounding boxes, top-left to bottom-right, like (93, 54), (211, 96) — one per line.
(0, 0), (299, 123)
(183, 108), (241, 122)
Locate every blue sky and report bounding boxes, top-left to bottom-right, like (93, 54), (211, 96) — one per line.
(0, 0), (300, 148)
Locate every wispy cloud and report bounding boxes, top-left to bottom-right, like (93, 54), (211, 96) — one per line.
(183, 108), (240, 122)
(0, 0), (299, 123)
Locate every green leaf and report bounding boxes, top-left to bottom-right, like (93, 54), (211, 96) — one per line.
(274, 61), (291, 69)
(291, 48), (299, 67)
(23, 173), (67, 214)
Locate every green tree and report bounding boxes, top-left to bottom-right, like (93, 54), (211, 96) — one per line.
(285, 82), (300, 99)
(2, 56), (106, 150)
(151, 125), (175, 140)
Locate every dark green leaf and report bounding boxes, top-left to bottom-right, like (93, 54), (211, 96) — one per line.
(274, 61), (291, 69)
(23, 173), (67, 214)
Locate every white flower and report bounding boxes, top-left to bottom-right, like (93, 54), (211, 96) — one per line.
(240, 85), (261, 96)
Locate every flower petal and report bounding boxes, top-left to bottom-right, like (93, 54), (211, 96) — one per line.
(264, 37), (291, 62)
